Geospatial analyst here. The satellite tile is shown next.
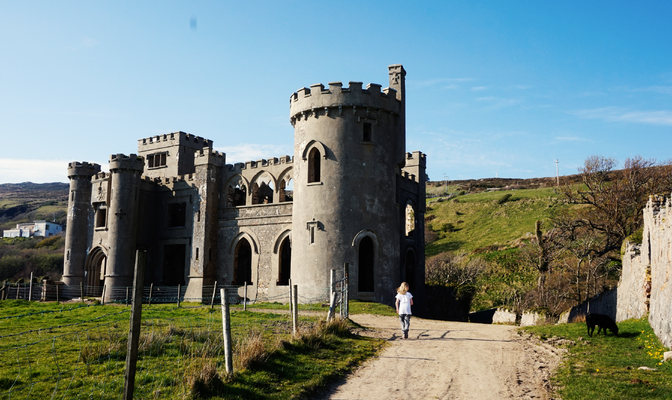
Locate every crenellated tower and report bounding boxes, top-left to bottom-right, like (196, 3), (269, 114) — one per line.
(63, 162), (101, 287)
(104, 154), (144, 301)
(289, 65), (407, 305)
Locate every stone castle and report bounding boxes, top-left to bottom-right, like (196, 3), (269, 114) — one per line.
(62, 65), (427, 306)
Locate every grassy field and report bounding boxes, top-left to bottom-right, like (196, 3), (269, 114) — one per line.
(0, 300), (386, 399)
(523, 316), (672, 399)
(425, 187), (566, 255)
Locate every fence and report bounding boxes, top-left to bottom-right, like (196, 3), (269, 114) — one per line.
(0, 276), (349, 399)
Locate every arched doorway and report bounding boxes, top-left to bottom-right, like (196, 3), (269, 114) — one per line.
(358, 236), (375, 292)
(85, 247), (106, 296)
(278, 236), (291, 285)
(234, 238), (252, 285)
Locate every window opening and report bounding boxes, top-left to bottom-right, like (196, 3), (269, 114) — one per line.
(358, 236), (374, 292)
(227, 183), (246, 207)
(308, 148), (321, 183)
(234, 238), (253, 285)
(252, 174), (274, 204)
(95, 206), (107, 228)
(363, 122), (372, 142)
(405, 203), (415, 236)
(167, 202), (187, 227)
(278, 237), (291, 285)
(148, 152), (167, 169)
(279, 178), (294, 202)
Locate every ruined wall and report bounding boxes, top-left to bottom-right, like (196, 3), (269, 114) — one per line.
(557, 288), (618, 324)
(643, 195), (672, 348)
(616, 243), (649, 322)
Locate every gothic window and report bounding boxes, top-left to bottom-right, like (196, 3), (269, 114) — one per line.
(308, 147), (321, 183)
(358, 236), (374, 292)
(148, 152), (167, 169)
(405, 203), (415, 236)
(277, 236), (291, 286)
(226, 177), (246, 207)
(279, 178), (293, 202)
(252, 174), (274, 205)
(234, 238), (253, 285)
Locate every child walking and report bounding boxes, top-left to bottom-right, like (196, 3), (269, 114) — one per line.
(395, 282), (413, 339)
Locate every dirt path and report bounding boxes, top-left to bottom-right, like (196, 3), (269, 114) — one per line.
(321, 314), (564, 400)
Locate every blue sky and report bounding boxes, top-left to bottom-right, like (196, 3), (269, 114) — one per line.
(1, 1), (671, 183)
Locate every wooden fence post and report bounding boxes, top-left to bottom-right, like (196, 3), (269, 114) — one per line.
(28, 272), (33, 302)
(80, 282), (84, 302)
(177, 284), (181, 308)
(243, 281), (247, 311)
(288, 279), (293, 315)
(292, 285), (298, 336)
(220, 288), (233, 376)
(123, 250), (147, 400)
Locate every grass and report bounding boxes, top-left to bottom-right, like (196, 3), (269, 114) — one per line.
(0, 300), (385, 399)
(522, 316), (672, 399)
(425, 187), (567, 255)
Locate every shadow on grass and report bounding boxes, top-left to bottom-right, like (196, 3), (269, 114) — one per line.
(426, 241), (466, 256)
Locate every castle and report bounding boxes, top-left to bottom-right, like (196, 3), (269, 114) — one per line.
(62, 65), (427, 306)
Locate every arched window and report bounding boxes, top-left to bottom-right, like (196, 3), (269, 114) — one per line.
(308, 147), (321, 183)
(405, 203), (416, 236)
(358, 236), (374, 292)
(278, 236), (291, 285)
(279, 178), (293, 202)
(405, 249), (416, 291)
(234, 238), (253, 285)
(226, 175), (246, 207)
(252, 174), (274, 205)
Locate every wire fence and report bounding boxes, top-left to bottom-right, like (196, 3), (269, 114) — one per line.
(0, 281), (345, 399)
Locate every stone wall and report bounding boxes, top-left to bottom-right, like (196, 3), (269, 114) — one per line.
(492, 308), (517, 324)
(643, 196), (672, 349)
(557, 288), (617, 324)
(616, 244), (649, 322)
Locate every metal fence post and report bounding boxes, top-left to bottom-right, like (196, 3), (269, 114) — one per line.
(148, 283), (153, 306)
(101, 284), (106, 305)
(210, 281), (218, 309)
(177, 284), (181, 308)
(220, 288), (233, 376)
(123, 249), (147, 400)
(288, 279), (293, 314)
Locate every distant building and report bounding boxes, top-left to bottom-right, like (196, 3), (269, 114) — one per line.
(3, 220), (63, 238)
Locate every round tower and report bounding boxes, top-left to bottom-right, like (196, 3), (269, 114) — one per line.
(104, 154), (144, 301)
(289, 65), (407, 305)
(63, 162), (101, 287)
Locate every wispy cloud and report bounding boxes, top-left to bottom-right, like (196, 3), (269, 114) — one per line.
(0, 159), (75, 183)
(471, 86), (489, 91)
(633, 86), (672, 95)
(572, 107), (672, 126)
(409, 78), (475, 89)
(214, 144), (292, 165)
(553, 136), (590, 142)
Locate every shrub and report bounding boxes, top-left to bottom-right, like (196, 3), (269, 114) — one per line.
(497, 193), (512, 204)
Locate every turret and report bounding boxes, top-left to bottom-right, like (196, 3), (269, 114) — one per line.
(289, 65), (406, 305)
(104, 154), (144, 301)
(62, 162), (101, 287)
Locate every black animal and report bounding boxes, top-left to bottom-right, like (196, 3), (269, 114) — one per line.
(586, 313), (619, 337)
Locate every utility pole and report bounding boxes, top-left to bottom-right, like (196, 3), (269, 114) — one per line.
(555, 159), (559, 187)
(443, 174), (448, 195)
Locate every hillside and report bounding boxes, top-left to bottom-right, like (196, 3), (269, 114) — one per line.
(0, 182), (69, 232)
(425, 186), (568, 255)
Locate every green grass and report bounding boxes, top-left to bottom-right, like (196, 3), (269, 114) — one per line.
(0, 300), (384, 399)
(425, 187), (567, 255)
(522, 316), (672, 399)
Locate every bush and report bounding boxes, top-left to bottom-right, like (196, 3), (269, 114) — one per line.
(497, 193), (512, 205)
(0, 255), (25, 280)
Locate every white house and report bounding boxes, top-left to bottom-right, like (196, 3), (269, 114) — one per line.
(2, 221), (63, 238)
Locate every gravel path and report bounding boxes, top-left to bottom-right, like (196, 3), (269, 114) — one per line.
(320, 314), (563, 400)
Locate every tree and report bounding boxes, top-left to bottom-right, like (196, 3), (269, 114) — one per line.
(558, 155), (672, 260)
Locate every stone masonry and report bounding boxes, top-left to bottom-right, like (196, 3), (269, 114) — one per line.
(62, 65), (426, 308)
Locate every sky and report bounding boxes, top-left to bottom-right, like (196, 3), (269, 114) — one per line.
(1, 1), (671, 184)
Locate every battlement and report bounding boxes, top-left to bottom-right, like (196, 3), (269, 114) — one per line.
(404, 151), (427, 167)
(138, 131), (213, 153)
(109, 154), (145, 172)
(289, 80), (401, 124)
(646, 194), (669, 218)
(225, 155), (293, 172)
(67, 161), (101, 177)
(194, 147), (226, 167)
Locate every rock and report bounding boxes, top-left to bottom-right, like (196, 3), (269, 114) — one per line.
(637, 366), (658, 371)
(664, 351), (672, 362)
